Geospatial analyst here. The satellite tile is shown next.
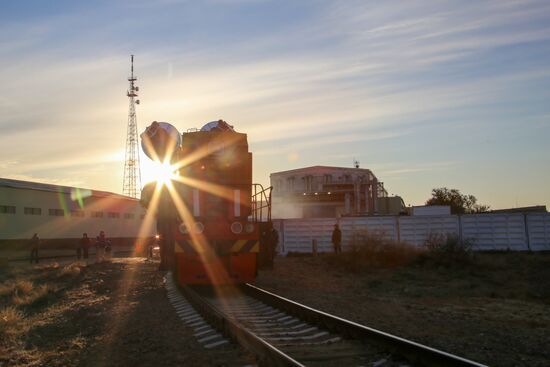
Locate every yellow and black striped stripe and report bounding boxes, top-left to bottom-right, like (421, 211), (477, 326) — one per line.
(230, 239), (259, 253)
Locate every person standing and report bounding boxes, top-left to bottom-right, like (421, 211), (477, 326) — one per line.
(96, 231), (106, 261)
(331, 224), (342, 254)
(266, 222), (279, 268)
(29, 233), (40, 264)
(80, 233), (91, 259)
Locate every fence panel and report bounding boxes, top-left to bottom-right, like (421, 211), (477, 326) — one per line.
(526, 213), (550, 251)
(399, 216), (459, 247)
(359, 216), (399, 242)
(282, 218), (337, 253)
(460, 214), (528, 251)
(277, 213), (545, 254)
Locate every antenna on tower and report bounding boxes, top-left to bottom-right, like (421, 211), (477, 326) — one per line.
(123, 55), (141, 198)
(353, 158), (360, 169)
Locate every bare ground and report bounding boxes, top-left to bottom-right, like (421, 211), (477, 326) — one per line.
(255, 253), (550, 367)
(1, 258), (251, 367)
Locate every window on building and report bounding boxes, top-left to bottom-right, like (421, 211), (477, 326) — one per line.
(124, 213), (135, 219)
(71, 210), (85, 217)
(24, 207), (41, 215)
(0, 205), (16, 214)
(91, 211), (103, 218)
(324, 174), (332, 184)
(108, 212), (120, 219)
(49, 209), (65, 216)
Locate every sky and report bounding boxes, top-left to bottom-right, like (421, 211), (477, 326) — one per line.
(0, 0), (549, 209)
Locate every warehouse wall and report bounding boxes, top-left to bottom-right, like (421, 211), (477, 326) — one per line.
(274, 213), (550, 254)
(0, 186), (156, 243)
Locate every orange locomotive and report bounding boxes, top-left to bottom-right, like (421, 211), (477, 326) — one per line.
(140, 120), (271, 285)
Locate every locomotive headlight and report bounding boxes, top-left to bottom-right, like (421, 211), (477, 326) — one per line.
(178, 223), (188, 234)
(244, 223), (255, 233)
(231, 222), (243, 234)
(193, 222), (205, 234)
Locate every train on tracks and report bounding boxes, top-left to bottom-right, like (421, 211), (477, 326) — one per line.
(140, 120), (272, 285)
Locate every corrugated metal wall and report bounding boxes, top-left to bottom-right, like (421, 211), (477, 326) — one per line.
(527, 214), (550, 251)
(274, 213), (550, 253)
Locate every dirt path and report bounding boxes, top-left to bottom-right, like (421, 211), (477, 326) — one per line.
(1, 259), (250, 367)
(255, 255), (550, 367)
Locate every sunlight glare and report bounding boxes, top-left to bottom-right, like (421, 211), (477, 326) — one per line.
(142, 160), (178, 186)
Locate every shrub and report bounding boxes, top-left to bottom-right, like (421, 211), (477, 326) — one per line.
(422, 233), (474, 266)
(325, 230), (422, 271)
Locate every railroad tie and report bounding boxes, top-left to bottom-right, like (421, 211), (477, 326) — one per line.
(164, 273), (231, 350)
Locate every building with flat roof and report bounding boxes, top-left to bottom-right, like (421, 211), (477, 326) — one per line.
(0, 177), (155, 248)
(270, 166), (405, 218)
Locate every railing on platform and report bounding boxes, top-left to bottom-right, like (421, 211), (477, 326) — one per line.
(251, 184), (272, 223)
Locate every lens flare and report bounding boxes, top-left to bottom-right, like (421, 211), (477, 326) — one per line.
(146, 160), (178, 187)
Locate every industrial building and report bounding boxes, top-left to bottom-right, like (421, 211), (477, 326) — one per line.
(270, 166), (405, 218)
(0, 178), (155, 248)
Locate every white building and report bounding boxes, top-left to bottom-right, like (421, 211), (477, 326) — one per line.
(270, 166), (404, 218)
(0, 178), (155, 248)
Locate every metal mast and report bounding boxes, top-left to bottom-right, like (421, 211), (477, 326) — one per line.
(123, 55), (141, 198)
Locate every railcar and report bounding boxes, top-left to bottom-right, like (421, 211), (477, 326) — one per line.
(140, 120), (271, 285)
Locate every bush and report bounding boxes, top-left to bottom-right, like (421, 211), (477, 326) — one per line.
(325, 230), (422, 271)
(422, 233), (474, 266)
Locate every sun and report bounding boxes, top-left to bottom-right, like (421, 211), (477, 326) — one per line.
(141, 159), (178, 187)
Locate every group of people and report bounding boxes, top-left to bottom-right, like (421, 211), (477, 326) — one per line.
(77, 231), (111, 261)
(28, 223), (343, 265)
(29, 231), (112, 263)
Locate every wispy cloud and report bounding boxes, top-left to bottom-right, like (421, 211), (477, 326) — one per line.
(0, 0), (549, 207)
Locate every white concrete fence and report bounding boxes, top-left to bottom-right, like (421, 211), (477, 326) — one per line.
(273, 213), (550, 254)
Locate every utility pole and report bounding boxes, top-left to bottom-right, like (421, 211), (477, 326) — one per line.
(123, 55), (141, 198)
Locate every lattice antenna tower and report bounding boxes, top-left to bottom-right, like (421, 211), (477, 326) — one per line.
(123, 55), (141, 198)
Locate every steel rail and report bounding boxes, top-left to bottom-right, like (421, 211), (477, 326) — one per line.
(243, 283), (487, 367)
(179, 284), (305, 367)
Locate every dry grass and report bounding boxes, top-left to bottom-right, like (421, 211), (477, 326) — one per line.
(325, 230), (423, 271)
(12, 284), (55, 307)
(0, 279), (34, 298)
(57, 262), (83, 278)
(0, 260), (90, 363)
(0, 306), (24, 345)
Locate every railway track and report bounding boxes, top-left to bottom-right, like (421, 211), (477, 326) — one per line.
(176, 280), (487, 367)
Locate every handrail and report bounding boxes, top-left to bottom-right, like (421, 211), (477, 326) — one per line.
(251, 184), (272, 222)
